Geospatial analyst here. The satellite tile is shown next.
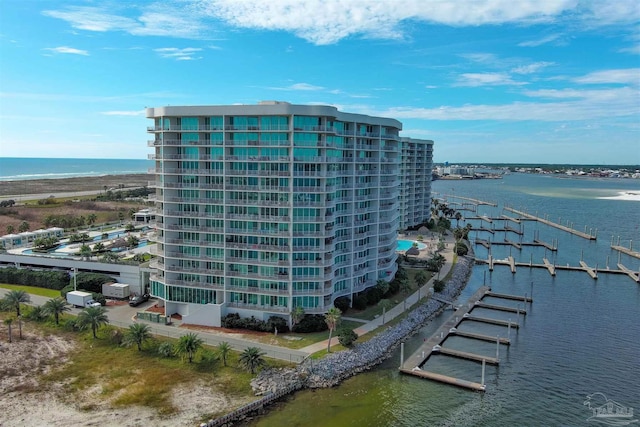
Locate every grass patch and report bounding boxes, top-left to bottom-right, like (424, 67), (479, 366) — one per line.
(246, 319), (362, 349)
(0, 283), (60, 298)
(40, 326), (258, 415)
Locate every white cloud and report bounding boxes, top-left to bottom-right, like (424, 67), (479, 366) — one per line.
(455, 72), (525, 87)
(43, 5), (207, 39)
(511, 62), (554, 74)
(44, 1), (639, 44)
(374, 86), (637, 122)
(268, 83), (325, 91)
(100, 110), (146, 116)
(154, 47), (203, 60)
(574, 68), (640, 85)
(518, 34), (562, 47)
(44, 46), (89, 55)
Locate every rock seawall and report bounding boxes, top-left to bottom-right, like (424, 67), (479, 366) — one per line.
(251, 256), (474, 394)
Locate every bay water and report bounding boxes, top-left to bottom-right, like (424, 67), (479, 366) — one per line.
(251, 173), (640, 426)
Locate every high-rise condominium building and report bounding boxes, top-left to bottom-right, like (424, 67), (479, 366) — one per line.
(399, 137), (434, 230)
(147, 102), (430, 327)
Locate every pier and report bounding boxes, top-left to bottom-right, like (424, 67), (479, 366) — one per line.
(611, 245), (640, 260)
(504, 207), (597, 240)
(400, 286), (530, 392)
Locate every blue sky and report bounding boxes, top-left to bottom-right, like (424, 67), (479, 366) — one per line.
(0, 1), (638, 165)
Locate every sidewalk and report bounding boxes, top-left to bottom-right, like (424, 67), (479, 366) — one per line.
(299, 233), (457, 354)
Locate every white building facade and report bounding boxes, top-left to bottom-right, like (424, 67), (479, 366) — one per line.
(399, 138), (434, 230)
(147, 102), (407, 326)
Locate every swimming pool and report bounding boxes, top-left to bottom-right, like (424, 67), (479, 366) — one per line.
(396, 239), (427, 251)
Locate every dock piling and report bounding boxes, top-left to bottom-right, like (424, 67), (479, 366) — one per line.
(400, 342), (404, 369)
(481, 359), (486, 387)
(496, 336), (500, 362)
(508, 320), (511, 340)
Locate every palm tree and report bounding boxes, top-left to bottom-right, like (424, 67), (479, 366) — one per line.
(454, 211), (462, 227)
(43, 298), (70, 325)
(239, 347), (266, 374)
(175, 332), (203, 363)
(79, 244), (92, 260)
(217, 341), (232, 366)
(122, 323), (151, 351)
(93, 242), (105, 253)
(290, 306), (305, 329)
(26, 305), (48, 322)
(324, 307), (341, 353)
(3, 290), (31, 317)
(378, 299), (393, 323)
(18, 221), (30, 233)
(87, 213), (97, 227)
(76, 306), (109, 339)
(4, 318), (13, 343)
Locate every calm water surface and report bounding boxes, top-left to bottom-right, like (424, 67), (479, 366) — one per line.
(251, 173), (640, 427)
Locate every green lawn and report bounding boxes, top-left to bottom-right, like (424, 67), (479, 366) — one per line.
(0, 283), (60, 298)
(251, 319), (363, 349)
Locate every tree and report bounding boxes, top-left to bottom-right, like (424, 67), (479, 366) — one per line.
(324, 307), (341, 353)
(43, 297), (70, 325)
(239, 347), (266, 374)
(337, 327), (358, 347)
(399, 279), (411, 311)
(415, 270), (429, 300)
(378, 299), (393, 324)
(93, 242), (105, 253)
(175, 332), (203, 363)
(76, 306), (109, 339)
(6, 225), (14, 234)
(118, 211), (125, 224)
(375, 279), (390, 296)
(122, 323), (151, 351)
(18, 221), (30, 233)
(126, 236), (139, 249)
(454, 211), (462, 227)
(125, 223), (135, 232)
(3, 290), (30, 317)
(87, 213), (97, 226)
(4, 318), (13, 343)
(217, 341), (232, 367)
(79, 244), (92, 260)
(290, 306), (305, 329)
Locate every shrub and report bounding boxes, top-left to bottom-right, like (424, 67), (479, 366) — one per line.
(0, 267), (68, 290)
(266, 316), (289, 334)
(333, 296), (350, 313)
(292, 314), (328, 333)
(110, 329), (124, 345)
(221, 313), (289, 333)
(364, 286), (383, 306)
(92, 293), (107, 306)
(72, 272), (115, 294)
(158, 341), (174, 358)
(433, 279), (446, 293)
(352, 294), (368, 310)
(337, 327), (358, 347)
(455, 242), (468, 256)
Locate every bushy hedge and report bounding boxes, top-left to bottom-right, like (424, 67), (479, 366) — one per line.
(352, 294), (368, 310)
(0, 267), (68, 290)
(433, 279), (445, 293)
(334, 296), (350, 313)
(455, 242), (469, 256)
(337, 327), (358, 347)
(221, 313), (289, 333)
(291, 314), (328, 333)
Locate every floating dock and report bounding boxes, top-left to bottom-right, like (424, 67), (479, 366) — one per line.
(400, 285), (531, 392)
(504, 207), (596, 240)
(475, 301), (527, 315)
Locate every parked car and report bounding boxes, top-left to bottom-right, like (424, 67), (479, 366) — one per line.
(129, 293), (150, 307)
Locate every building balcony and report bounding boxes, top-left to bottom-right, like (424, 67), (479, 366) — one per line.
(225, 302), (289, 313)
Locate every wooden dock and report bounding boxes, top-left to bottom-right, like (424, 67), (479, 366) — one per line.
(398, 368), (486, 392)
(464, 314), (520, 329)
(543, 258), (556, 276)
(435, 347), (499, 365)
(611, 245), (640, 260)
(504, 207), (596, 240)
(617, 263), (640, 283)
(475, 301), (527, 315)
(579, 261), (598, 279)
(451, 329), (511, 345)
(400, 286), (533, 392)
(485, 291), (532, 303)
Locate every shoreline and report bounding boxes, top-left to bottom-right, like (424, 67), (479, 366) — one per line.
(0, 174), (150, 198)
(208, 255), (474, 426)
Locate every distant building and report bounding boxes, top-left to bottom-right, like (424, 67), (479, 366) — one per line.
(146, 102), (433, 326)
(399, 137), (434, 230)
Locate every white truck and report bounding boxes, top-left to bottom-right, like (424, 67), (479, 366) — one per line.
(102, 283), (131, 299)
(66, 290), (101, 308)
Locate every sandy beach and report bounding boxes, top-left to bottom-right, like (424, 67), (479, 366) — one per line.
(0, 174), (150, 198)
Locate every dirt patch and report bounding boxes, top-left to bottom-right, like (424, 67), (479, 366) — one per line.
(0, 174), (149, 197)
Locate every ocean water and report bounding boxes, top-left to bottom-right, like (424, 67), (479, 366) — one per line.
(252, 173), (640, 427)
(0, 157), (152, 181)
